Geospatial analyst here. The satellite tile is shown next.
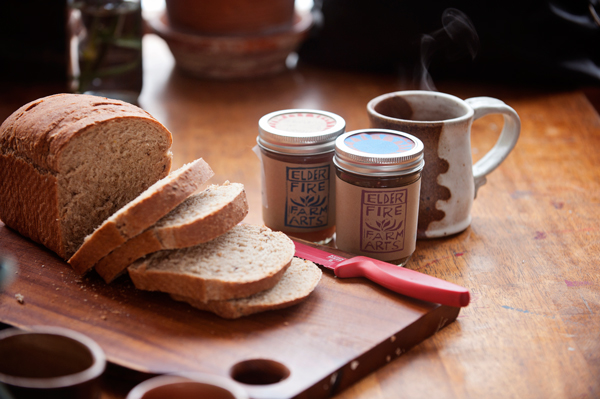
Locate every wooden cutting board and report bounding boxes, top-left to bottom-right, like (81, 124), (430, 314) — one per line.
(0, 222), (460, 399)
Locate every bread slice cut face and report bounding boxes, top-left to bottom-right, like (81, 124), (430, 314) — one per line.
(68, 158), (214, 274)
(171, 258), (322, 319)
(127, 224), (295, 302)
(95, 181), (248, 283)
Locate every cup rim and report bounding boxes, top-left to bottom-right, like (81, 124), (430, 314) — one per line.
(367, 90), (474, 124)
(126, 373), (249, 399)
(0, 326), (106, 389)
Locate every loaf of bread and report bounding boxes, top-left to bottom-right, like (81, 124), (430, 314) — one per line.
(0, 94), (173, 260)
(68, 158), (214, 274)
(128, 224), (295, 302)
(95, 181), (248, 283)
(171, 258), (322, 318)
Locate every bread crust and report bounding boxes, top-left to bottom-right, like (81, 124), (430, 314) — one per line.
(0, 94), (174, 259)
(95, 230), (163, 283)
(0, 155), (64, 257)
(0, 93), (172, 173)
(68, 158), (214, 274)
(95, 183), (248, 283)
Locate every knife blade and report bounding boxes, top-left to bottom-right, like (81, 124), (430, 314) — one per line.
(292, 239), (470, 307)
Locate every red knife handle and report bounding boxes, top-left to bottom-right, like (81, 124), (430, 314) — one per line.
(334, 256), (470, 307)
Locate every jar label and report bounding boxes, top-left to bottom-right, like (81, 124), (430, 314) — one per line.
(285, 165), (330, 228)
(360, 189), (408, 252)
(335, 177), (420, 261)
(261, 155), (335, 233)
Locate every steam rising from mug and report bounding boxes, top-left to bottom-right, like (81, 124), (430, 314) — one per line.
(417, 8), (480, 90)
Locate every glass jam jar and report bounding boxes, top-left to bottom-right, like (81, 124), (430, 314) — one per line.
(334, 129), (424, 265)
(257, 109), (346, 244)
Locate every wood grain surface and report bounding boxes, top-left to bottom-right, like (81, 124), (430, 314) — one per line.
(0, 221), (458, 399)
(0, 34), (599, 399)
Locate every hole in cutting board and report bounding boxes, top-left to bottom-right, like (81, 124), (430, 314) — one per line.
(230, 359), (290, 385)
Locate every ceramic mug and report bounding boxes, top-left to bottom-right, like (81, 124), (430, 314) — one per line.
(0, 326), (106, 399)
(368, 90), (520, 239)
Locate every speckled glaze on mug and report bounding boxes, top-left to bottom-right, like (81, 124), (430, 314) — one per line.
(368, 91), (520, 239)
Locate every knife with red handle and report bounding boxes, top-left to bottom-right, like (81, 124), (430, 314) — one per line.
(293, 239), (470, 307)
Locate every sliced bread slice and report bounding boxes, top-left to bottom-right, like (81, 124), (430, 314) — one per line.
(171, 258), (322, 319)
(95, 181), (249, 283)
(127, 224), (295, 302)
(68, 158), (214, 274)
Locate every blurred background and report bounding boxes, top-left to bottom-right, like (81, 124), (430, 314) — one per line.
(1, 0), (598, 94)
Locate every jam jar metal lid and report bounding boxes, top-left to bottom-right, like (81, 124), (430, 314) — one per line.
(258, 109), (346, 155)
(334, 129), (425, 176)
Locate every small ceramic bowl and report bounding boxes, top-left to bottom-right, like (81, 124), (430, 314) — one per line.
(0, 326), (106, 399)
(147, 11), (313, 79)
(127, 373), (249, 399)
(165, 0), (296, 35)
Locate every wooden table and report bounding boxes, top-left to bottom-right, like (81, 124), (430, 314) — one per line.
(1, 34), (599, 399)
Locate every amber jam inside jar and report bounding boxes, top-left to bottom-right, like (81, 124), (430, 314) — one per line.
(334, 129), (424, 265)
(257, 109), (346, 244)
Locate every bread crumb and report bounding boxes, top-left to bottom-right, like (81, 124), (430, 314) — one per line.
(15, 293), (24, 304)
(101, 315), (107, 320)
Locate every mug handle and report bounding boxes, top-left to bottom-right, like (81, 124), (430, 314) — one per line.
(465, 97), (521, 198)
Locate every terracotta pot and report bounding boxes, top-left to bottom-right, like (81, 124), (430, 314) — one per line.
(149, 11), (313, 79)
(165, 0), (296, 35)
